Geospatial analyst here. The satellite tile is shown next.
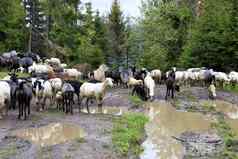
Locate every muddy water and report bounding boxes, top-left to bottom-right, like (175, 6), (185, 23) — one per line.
(11, 123), (86, 147)
(81, 106), (123, 116)
(141, 101), (214, 159)
(201, 100), (238, 135)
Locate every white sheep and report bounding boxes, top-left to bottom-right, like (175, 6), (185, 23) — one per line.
(45, 58), (61, 66)
(144, 73), (155, 100)
(212, 72), (230, 87)
(64, 69), (82, 80)
(175, 71), (185, 84)
(151, 69), (162, 84)
(37, 80), (53, 111)
(228, 71), (238, 84)
(0, 81), (11, 119)
(28, 63), (53, 74)
(127, 77), (143, 87)
(32, 79), (53, 110)
(49, 78), (63, 93)
(93, 64), (109, 82)
(80, 78), (113, 113)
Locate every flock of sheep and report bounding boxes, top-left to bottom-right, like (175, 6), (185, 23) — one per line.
(0, 50), (237, 120)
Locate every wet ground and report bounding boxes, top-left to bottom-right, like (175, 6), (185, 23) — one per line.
(0, 85), (237, 159)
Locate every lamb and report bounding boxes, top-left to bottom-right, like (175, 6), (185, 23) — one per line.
(144, 73), (155, 101)
(127, 77), (143, 88)
(80, 78), (113, 113)
(56, 91), (63, 111)
(64, 69), (82, 80)
(16, 81), (32, 120)
(208, 82), (216, 100)
(0, 81), (11, 119)
(151, 69), (162, 84)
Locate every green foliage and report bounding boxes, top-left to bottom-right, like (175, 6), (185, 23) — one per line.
(211, 115), (238, 159)
(223, 84), (238, 93)
(112, 113), (148, 156)
(0, 0), (26, 53)
(128, 95), (144, 107)
(139, 0), (193, 70)
(180, 0), (238, 71)
(107, 0), (127, 68)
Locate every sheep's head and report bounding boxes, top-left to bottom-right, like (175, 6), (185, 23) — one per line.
(105, 78), (113, 87)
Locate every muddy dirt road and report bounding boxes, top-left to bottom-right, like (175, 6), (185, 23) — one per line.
(0, 86), (237, 159)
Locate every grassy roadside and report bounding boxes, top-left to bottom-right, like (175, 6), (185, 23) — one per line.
(0, 71), (29, 79)
(223, 84), (238, 94)
(211, 115), (238, 159)
(112, 113), (148, 157)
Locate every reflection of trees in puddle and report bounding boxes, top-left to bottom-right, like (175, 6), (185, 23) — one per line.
(141, 100), (238, 159)
(11, 123), (86, 147)
(81, 106), (123, 116)
(141, 101), (214, 159)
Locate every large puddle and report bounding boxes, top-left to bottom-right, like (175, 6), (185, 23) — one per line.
(141, 101), (214, 159)
(141, 100), (238, 159)
(11, 123), (86, 147)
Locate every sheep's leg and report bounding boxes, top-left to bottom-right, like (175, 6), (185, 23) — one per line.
(70, 93), (74, 115)
(18, 103), (21, 119)
(78, 98), (82, 113)
(172, 87), (175, 99)
(24, 103), (27, 120)
(97, 97), (103, 113)
(132, 87), (136, 96)
(28, 99), (31, 115)
(86, 98), (90, 114)
(165, 87), (168, 100)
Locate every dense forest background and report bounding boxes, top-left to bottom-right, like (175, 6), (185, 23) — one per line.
(0, 0), (237, 71)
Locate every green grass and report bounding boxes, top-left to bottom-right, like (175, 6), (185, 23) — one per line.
(211, 115), (238, 159)
(112, 113), (148, 157)
(128, 95), (144, 107)
(202, 101), (216, 112)
(0, 71), (30, 79)
(0, 144), (17, 159)
(223, 84), (238, 94)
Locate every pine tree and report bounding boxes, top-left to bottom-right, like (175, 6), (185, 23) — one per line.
(0, 0), (26, 52)
(107, 0), (127, 68)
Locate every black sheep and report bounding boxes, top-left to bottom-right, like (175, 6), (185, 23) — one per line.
(132, 85), (148, 101)
(65, 80), (83, 105)
(165, 71), (179, 100)
(62, 83), (75, 114)
(16, 81), (32, 120)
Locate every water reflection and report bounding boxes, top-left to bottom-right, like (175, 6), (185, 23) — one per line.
(11, 123), (86, 147)
(141, 101), (214, 159)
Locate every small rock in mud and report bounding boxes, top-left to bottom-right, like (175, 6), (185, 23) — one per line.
(177, 131), (224, 159)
